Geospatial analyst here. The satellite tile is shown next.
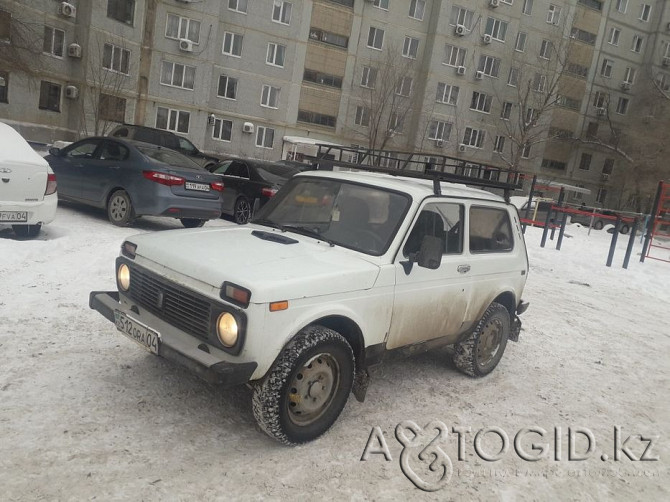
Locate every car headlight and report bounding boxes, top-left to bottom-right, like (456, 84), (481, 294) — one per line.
(217, 313), (239, 347)
(117, 263), (130, 291)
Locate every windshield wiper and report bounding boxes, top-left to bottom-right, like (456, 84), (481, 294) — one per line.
(252, 218), (285, 231)
(281, 225), (335, 247)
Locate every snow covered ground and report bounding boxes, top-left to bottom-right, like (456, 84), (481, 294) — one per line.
(1, 203), (669, 501)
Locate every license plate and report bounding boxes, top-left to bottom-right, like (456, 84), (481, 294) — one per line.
(114, 310), (160, 355)
(0, 211), (28, 222)
(185, 182), (210, 192)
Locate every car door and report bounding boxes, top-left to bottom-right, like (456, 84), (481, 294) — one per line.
(48, 139), (102, 200)
(78, 140), (131, 206)
(387, 201), (473, 350)
(211, 160), (249, 214)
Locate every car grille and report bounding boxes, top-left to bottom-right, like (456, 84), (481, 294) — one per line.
(127, 265), (212, 341)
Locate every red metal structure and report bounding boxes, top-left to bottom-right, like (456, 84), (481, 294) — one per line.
(644, 182), (670, 263)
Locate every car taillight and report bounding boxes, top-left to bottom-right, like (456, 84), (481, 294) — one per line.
(261, 187), (278, 197)
(211, 181), (225, 192)
(45, 173), (57, 195)
(142, 170), (185, 186)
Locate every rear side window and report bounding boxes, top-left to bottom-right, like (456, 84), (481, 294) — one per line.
(469, 206), (514, 253)
(403, 202), (464, 257)
(111, 127), (129, 137)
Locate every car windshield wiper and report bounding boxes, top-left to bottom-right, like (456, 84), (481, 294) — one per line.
(280, 224), (335, 247)
(252, 218), (286, 231)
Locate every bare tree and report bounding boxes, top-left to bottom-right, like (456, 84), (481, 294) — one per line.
(0, 10), (43, 76)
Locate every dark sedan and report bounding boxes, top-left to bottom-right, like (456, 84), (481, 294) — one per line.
(46, 137), (224, 227)
(209, 158), (307, 224)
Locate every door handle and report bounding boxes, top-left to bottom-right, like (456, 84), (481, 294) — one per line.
(457, 264), (471, 274)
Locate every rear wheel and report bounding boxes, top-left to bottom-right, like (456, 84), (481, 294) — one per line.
(234, 197), (251, 224)
(12, 224), (41, 238)
(619, 223), (630, 235)
(593, 220), (604, 230)
(180, 218), (206, 228)
(107, 190), (134, 226)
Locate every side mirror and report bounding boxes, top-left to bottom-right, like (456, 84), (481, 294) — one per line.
(416, 235), (443, 269)
(48, 147), (61, 156)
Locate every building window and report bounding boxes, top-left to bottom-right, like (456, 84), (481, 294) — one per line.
(494, 135), (505, 153)
(525, 107), (537, 124)
(266, 43), (286, 67)
(602, 158), (614, 175)
(360, 66), (378, 88)
(0, 71), (8, 103)
(160, 61), (196, 89)
(515, 32), (527, 52)
(303, 69), (342, 88)
(38, 81), (61, 112)
(395, 76), (413, 97)
(478, 55), (501, 77)
(616, 97), (629, 114)
(639, 4), (651, 22)
(443, 44), (466, 67)
(256, 126), (274, 148)
(309, 28), (348, 49)
(624, 67), (636, 84)
(501, 101), (513, 119)
(436, 83), (459, 105)
(541, 159), (566, 170)
(521, 143), (531, 158)
(389, 112), (404, 134)
(43, 27), (64, 58)
(402, 36), (419, 59)
(522, 0), (533, 15)
(593, 91), (609, 108)
(223, 32), (243, 57)
(539, 40), (552, 60)
(373, 0), (389, 10)
(470, 91), (492, 113)
(607, 28), (620, 46)
(547, 4), (561, 25)
(99, 93), (126, 123)
(485, 18), (508, 42)
(354, 105), (370, 127)
(409, 0), (426, 20)
(571, 28), (597, 45)
(566, 62), (589, 79)
(297, 110), (336, 128)
(261, 85), (280, 108)
(508, 67), (519, 86)
(596, 188), (607, 204)
(631, 35), (644, 53)
(556, 95), (581, 110)
(533, 74), (547, 92)
(615, 0), (627, 13)
(450, 6), (474, 30)
(166, 14), (200, 44)
(213, 118), (233, 142)
(107, 0), (135, 25)
(156, 107), (190, 133)
(0, 9), (10, 42)
(578, 153), (592, 170)
(272, 1), (292, 25)
(586, 122), (599, 138)
(367, 26), (385, 50)
(600, 58), (614, 78)
(228, 0), (248, 14)
(103, 44), (130, 74)
(578, 0), (602, 10)
(463, 127), (485, 148)
(428, 120), (452, 141)
(217, 75), (238, 99)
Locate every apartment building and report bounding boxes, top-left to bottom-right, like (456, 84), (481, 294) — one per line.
(0, 0), (668, 207)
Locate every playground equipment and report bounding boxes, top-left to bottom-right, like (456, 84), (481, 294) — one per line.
(641, 181), (670, 263)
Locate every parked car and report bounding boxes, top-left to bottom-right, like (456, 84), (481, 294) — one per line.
(510, 196), (556, 226)
(45, 137), (224, 227)
(0, 121), (57, 238)
(209, 158), (308, 224)
(90, 166), (529, 444)
(109, 124), (220, 169)
(569, 206), (631, 234)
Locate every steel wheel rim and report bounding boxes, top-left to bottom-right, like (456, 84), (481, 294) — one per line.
(110, 195), (128, 221)
(476, 319), (503, 368)
(236, 200), (250, 223)
(287, 353), (340, 426)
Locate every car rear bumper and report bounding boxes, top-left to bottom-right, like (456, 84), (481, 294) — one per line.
(0, 193), (57, 225)
(89, 290), (257, 386)
(133, 190), (222, 220)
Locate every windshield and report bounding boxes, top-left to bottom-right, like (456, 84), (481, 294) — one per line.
(138, 146), (202, 170)
(252, 177), (411, 256)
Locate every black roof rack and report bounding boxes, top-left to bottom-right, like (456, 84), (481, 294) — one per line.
(311, 145), (524, 201)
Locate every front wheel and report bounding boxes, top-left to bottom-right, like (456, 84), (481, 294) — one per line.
(619, 223), (630, 235)
(234, 197), (251, 224)
(453, 302), (510, 377)
(12, 224), (41, 238)
(180, 218), (206, 228)
(107, 190), (134, 226)
(252, 326), (354, 445)
(593, 220), (604, 230)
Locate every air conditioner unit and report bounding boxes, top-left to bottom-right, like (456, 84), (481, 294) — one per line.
(596, 107), (606, 116)
(663, 57), (670, 67)
(601, 173), (610, 181)
(59, 2), (76, 18)
(475, 70), (484, 80)
(489, 0), (500, 7)
(179, 39), (194, 52)
(67, 43), (82, 58)
(455, 24), (467, 36)
(483, 34), (493, 44)
(458, 144), (467, 152)
(620, 82), (631, 91)
(456, 65), (466, 75)
(242, 122), (254, 134)
(435, 139), (444, 148)
(65, 85), (78, 99)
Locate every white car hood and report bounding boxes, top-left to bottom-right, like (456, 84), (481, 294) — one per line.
(129, 225), (381, 303)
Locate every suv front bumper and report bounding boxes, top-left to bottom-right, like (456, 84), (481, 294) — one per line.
(89, 291), (257, 386)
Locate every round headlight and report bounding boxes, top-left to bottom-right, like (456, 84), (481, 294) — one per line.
(117, 263), (130, 291)
(217, 313), (239, 347)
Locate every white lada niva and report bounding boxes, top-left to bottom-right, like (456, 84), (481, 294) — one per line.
(90, 166), (529, 444)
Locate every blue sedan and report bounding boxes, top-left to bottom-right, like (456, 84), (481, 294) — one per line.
(46, 137), (224, 227)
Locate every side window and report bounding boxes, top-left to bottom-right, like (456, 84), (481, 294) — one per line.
(66, 140), (100, 158)
(111, 127), (129, 137)
(212, 160), (233, 175)
(227, 162), (250, 178)
(403, 202), (464, 257)
(99, 141), (128, 161)
(469, 206), (514, 253)
(177, 137), (197, 154)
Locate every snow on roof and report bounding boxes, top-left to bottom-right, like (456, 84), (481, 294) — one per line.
(0, 121), (50, 168)
(282, 135), (342, 147)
